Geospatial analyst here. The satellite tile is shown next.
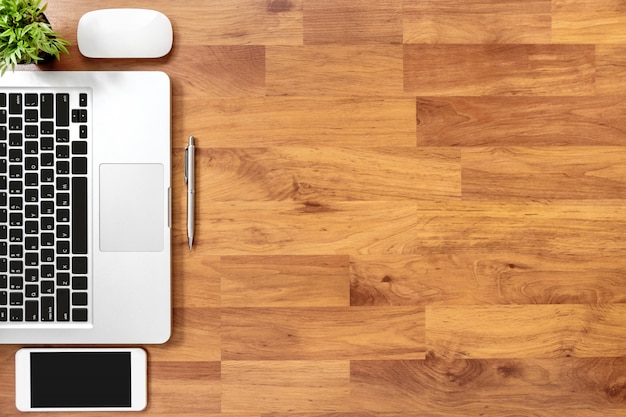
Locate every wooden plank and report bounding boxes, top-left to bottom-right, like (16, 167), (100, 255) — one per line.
(195, 201), (418, 255)
(462, 147), (626, 200)
(148, 308), (221, 362)
(404, 0), (551, 44)
(266, 46), (404, 96)
(350, 253), (626, 306)
(172, 254), (221, 308)
(426, 304), (626, 359)
(149, 362), (221, 414)
(303, 0), (402, 44)
(170, 46), (266, 98)
(413, 200), (626, 256)
(416, 96), (626, 147)
(221, 361), (350, 413)
(404, 45), (596, 96)
(174, 96), (417, 147)
(553, 0), (626, 43)
(191, 147), (460, 202)
(221, 255), (351, 307)
(351, 358), (626, 413)
(597, 45), (626, 95)
(221, 307), (424, 360)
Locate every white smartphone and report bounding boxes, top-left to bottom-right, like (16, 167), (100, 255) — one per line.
(15, 348), (147, 412)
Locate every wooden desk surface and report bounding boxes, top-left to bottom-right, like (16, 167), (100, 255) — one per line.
(3, 0), (626, 415)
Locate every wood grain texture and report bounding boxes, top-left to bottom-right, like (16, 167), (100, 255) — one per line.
(404, 0), (552, 44)
(2, 0), (626, 415)
(404, 44), (595, 96)
(416, 96), (626, 146)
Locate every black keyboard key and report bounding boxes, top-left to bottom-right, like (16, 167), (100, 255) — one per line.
(25, 204), (37, 218)
(57, 176), (69, 191)
(41, 184), (53, 199)
(72, 292), (88, 306)
(56, 161), (70, 175)
(10, 228), (23, 242)
(41, 296), (54, 321)
(8, 117), (22, 130)
(57, 256), (70, 271)
(25, 237), (38, 251)
(10, 292), (23, 305)
(10, 275), (23, 290)
(24, 125), (38, 138)
(72, 257), (88, 274)
(24, 220), (38, 234)
(8, 133), (22, 148)
(40, 121), (54, 135)
(56, 129), (69, 142)
(57, 192), (70, 206)
(8, 148), (22, 163)
(72, 177), (88, 254)
(9, 260), (22, 274)
(41, 152), (54, 166)
(72, 157), (88, 174)
(25, 172), (38, 186)
(57, 209), (70, 222)
(72, 141), (88, 154)
(9, 308), (23, 321)
(57, 241), (70, 255)
(24, 93), (38, 107)
(41, 280), (54, 294)
(25, 109), (38, 122)
(0, 92), (5, 107)
(25, 284), (38, 298)
(8, 93), (21, 114)
(25, 268), (37, 282)
(0, 291), (6, 305)
(72, 308), (88, 322)
(57, 288), (70, 321)
(57, 273), (70, 286)
(0, 308), (6, 321)
(40, 93), (54, 118)
(57, 225), (69, 239)
(25, 300), (38, 321)
(25, 141), (37, 154)
(79, 93), (88, 107)
(40, 136), (53, 150)
(56, 93), (70, 126)
(72, 276), (87, 290)
(71, 109), (87, 123)
(25, 252), (37, 266)
(41, 264), (54, 279)
(56, 145), (70, 159)
(40, 169), (53, 183)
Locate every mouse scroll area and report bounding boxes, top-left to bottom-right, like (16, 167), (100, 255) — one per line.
(99, 163), (165, 252)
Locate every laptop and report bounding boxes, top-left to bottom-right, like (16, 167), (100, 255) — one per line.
(0, 71), (171, 344)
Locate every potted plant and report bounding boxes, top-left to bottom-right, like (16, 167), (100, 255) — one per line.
(0, 0), (69, 74)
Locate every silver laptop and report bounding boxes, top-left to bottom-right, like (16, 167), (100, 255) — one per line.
(0, 71), (171, 344)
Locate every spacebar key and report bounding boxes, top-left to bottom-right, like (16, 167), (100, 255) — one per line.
(72, 177), (88, 254)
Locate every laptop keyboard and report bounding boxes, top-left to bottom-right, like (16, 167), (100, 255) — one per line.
(0, 89), (90, 324)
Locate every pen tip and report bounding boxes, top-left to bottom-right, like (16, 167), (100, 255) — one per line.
(188, 238), (193, 250)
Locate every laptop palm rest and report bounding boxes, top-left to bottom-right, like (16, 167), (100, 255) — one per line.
(99, 163), (165, 252)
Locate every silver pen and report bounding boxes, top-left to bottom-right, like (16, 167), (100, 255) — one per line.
(184, 136), (195, 250)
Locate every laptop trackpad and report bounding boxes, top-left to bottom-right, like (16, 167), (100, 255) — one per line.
(100, 164), (164, 252)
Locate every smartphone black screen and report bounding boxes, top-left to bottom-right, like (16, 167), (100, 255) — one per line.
(30, 352), (132, 408)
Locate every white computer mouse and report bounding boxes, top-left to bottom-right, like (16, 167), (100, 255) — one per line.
(77, 9), (173, 58)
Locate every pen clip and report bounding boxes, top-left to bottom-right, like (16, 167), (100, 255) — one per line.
(184, 146), (189, 184)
